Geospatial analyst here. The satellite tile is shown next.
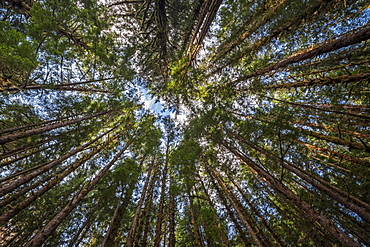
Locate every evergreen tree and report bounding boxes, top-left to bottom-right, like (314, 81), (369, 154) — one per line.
(1, 0), (369, 246)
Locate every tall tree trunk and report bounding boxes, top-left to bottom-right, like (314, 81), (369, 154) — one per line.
(154, 141), (171, 247)
(0, 110), (116, 145)
(125, 159), (155, 247)
(154, 160), (168, 247)
(209, 173), (251, 246)
(24, 141), (131, 247)
(210, 167), (264, 247)
(135, 165), (158, 247)
(0, 115), (72, 135)
(168, 174), (176, 247)
(262, 95), (370, 121)
(198, 173), (230, 246)
(233, 24), (370, 83)
(0, 127), (116, 197)
(1, 76), (123, 92)
(214, 137), (362, 247)
(297, 140), (370, 167)
(230, 179), (286, 247)
(229, 131), (370, 221)
(298, 127), (369, 153)
(68, 214), (92, 247)
(0, 143), (56, 168)
(102, 157), (145, 247)
(0, 140), (109, 227)
(187, 189), (205, 247)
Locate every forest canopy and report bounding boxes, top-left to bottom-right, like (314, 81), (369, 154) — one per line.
(0, 0), (370, 246)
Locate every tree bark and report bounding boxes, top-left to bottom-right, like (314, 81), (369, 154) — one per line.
(125, 159), (155, 247)
(24, 141), (131, 247)
(267, 73), (370, 89)
(0, 110), (115, 145)
(231, 179), (286, 247)
(154, 157), (168, 246)
(187, 189), (205, 247)
(210, 167), (264, 247)
(233, 24), (370, 84)
(102, 157), (145, 247)
(198, 174), (230, 246)
(214, 137), (362, 247)
(0, 127), (116, 197)
(230, 131), (370, 221)
(0, 142), (107, 227)
(168, 174), (176, 247)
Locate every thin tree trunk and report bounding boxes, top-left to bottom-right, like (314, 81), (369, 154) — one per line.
(230, 131), (370, 221)
(125, 160), (155, 247)
(211, 167), (264, 247)
(0, 138), (52, 158)
(0, 109), (115, 144)
(267, 72), (370, 89)
(297, 140), (370, 167)
(102, 157), (145, 247)
(233, 24), (370, 84)
(68, 214), (91, 247)
(187, 190), (205, 247)
(154, 144), (169, 247)
(168, 174), (176, 247)
(0, 76), (123, 92)
(214, 137), (362, 247)
(0, 116), (72, 135)
(209, 172), (251, 246)
(0, 143), (56, 168)
(135, 165), (158, 247)
(0, 127), (116, 197)
(0, 173), (53, 208)
(262, 95), (370, 120)
(230, 179), (286, 247)
(24, 141), (131, 247)
(298, 127), (369, 153)
(198, 173), (230, 246)
(0, 141), (108, 227)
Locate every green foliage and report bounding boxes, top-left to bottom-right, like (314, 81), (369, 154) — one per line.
(0, 21), (38, 86)
(1, 0), (370, 246)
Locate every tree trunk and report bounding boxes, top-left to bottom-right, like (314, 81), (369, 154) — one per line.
(0, 127), (116, 197)
(68, 214), (91, 247)
(0, 141), (107, 227)
(198, 173), (230, 246)
(214, 137), (361, 247)
(230, 131), (370, 222)
(24, 141), (131, 247)
(231, 179), (286, 247)
(1, 77), (122, 92)
(209, 173), (251, 246)
(267, 73), (370, 89)
(154, 159), (168, 247)
(298, 127), (369, 153)
(234, 24), (370, 83)
(263, 95), (370, 121)
(187, 190), (205, 247)
(125, 159), (155, 247)
(297, 140), (370, 167)
(211, 167), (264, 247)
(168, 174), (176, 247)
(0, 110), (115, 145)
(0, 143), (56, 168)
(102, 157), (145, 247)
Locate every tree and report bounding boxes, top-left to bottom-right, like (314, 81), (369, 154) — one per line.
(1, 0), (369, 246)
